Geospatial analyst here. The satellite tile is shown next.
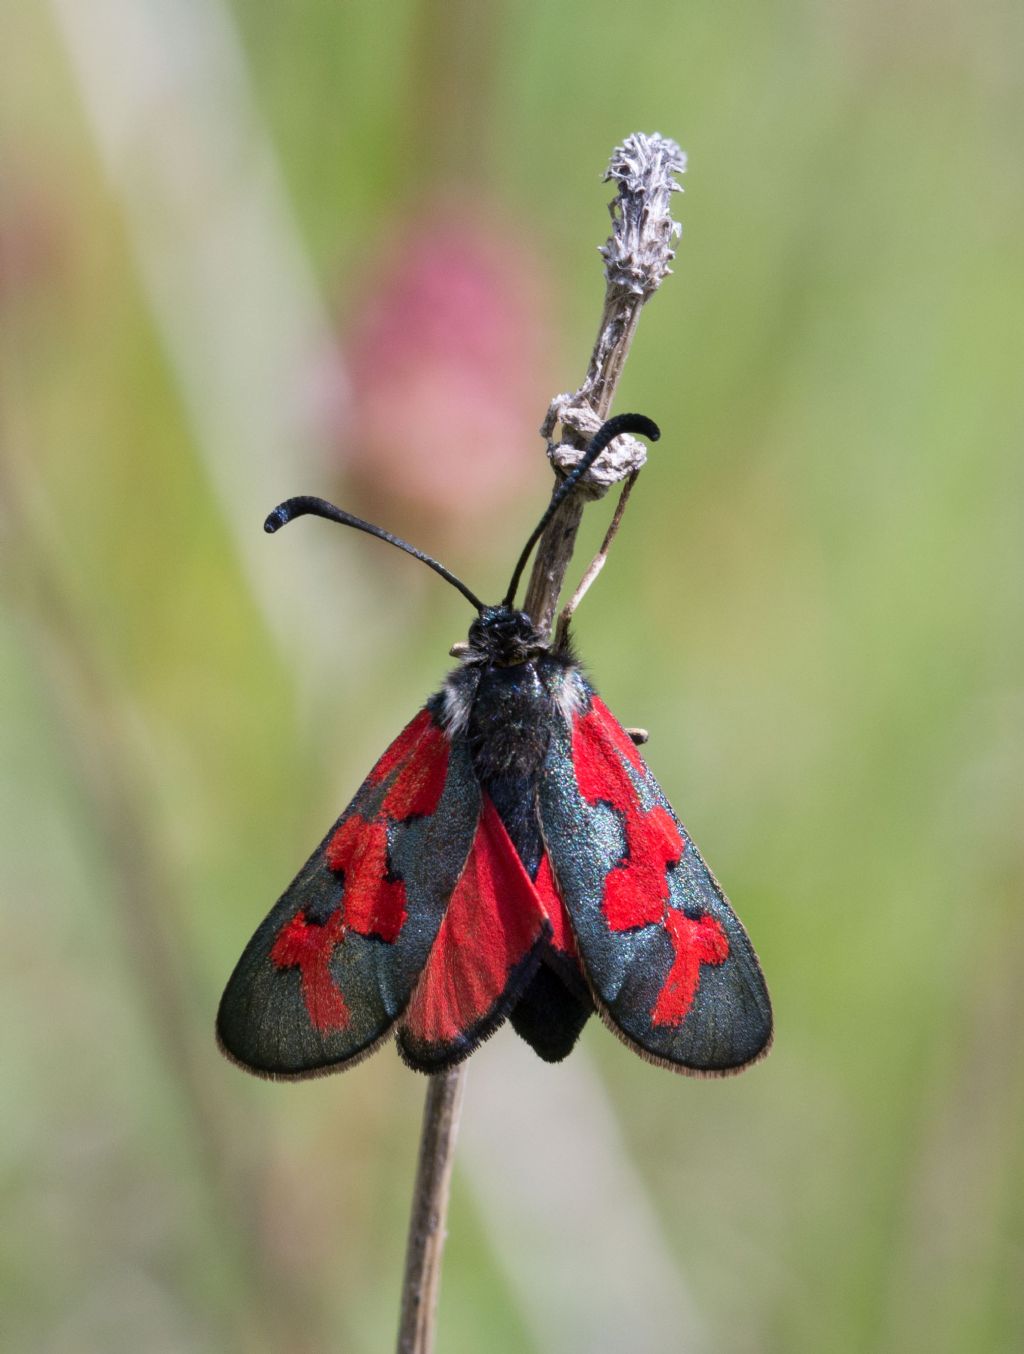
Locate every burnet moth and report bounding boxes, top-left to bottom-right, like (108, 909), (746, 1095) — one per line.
(217, 414), (772, 1078)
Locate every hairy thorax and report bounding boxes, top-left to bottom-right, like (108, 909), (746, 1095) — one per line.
(437, 605), (586, 790)
(466, 662), (554, 782)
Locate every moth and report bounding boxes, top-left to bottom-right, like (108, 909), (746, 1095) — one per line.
(217, 414), (772, 1078)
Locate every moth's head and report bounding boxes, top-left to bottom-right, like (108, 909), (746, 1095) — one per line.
(465, 606), (548, 667)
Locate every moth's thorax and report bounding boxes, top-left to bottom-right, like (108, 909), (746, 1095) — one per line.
(438, 616), (587, 781)
(465, 660), (553, 781)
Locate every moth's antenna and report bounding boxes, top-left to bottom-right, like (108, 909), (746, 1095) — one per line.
(502, 413), (660, 608)
(265, 496), (485, 612)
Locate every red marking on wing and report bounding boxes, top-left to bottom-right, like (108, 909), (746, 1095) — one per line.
(270, 910), (350, 1032)
(572, 697), (730, 1025)
(534, 853), (578, 958)
(325, 816), (406, 942)
(572, 702), (682, 930)
(602, 805), (682, 930)
(401, 798), (548, 1048)
(652, 912), (729, 1026)
(369, 708), (434, 784)
(321, 711), (451, 947)
(591, 696), (646, 770)
(379, 721), (449, 820)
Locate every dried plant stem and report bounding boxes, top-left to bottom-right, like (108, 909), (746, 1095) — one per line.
(395, 132), (685, 1354)
(396, 1069), (467, 1352)
(519, 298), (641, 631)
(555, 470), (639, 649)
(524, 133), (686, 632)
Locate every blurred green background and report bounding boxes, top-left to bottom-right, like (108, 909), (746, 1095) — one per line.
(3, 2), (1022, 1351)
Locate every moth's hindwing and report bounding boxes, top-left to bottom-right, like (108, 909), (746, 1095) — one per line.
(539, 683), (773, 1075)
(216, 709), (479, 1078)
(396, 797), (552, 1072)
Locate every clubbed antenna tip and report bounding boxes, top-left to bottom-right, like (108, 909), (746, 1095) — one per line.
(263, 495), (485, 612)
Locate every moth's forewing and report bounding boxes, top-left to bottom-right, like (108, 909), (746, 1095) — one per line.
(539, 679), (773, 1075)
(217, 710), (479, 1078)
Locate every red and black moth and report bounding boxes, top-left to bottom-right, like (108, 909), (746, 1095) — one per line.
(217, 415), (772, 1078)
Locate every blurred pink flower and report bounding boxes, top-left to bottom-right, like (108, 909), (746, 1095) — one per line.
(0, 170), (67, 305)
(326, 205), (555, 542)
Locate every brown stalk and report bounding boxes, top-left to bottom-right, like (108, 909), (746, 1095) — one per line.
(395, 131), (686, 1354)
